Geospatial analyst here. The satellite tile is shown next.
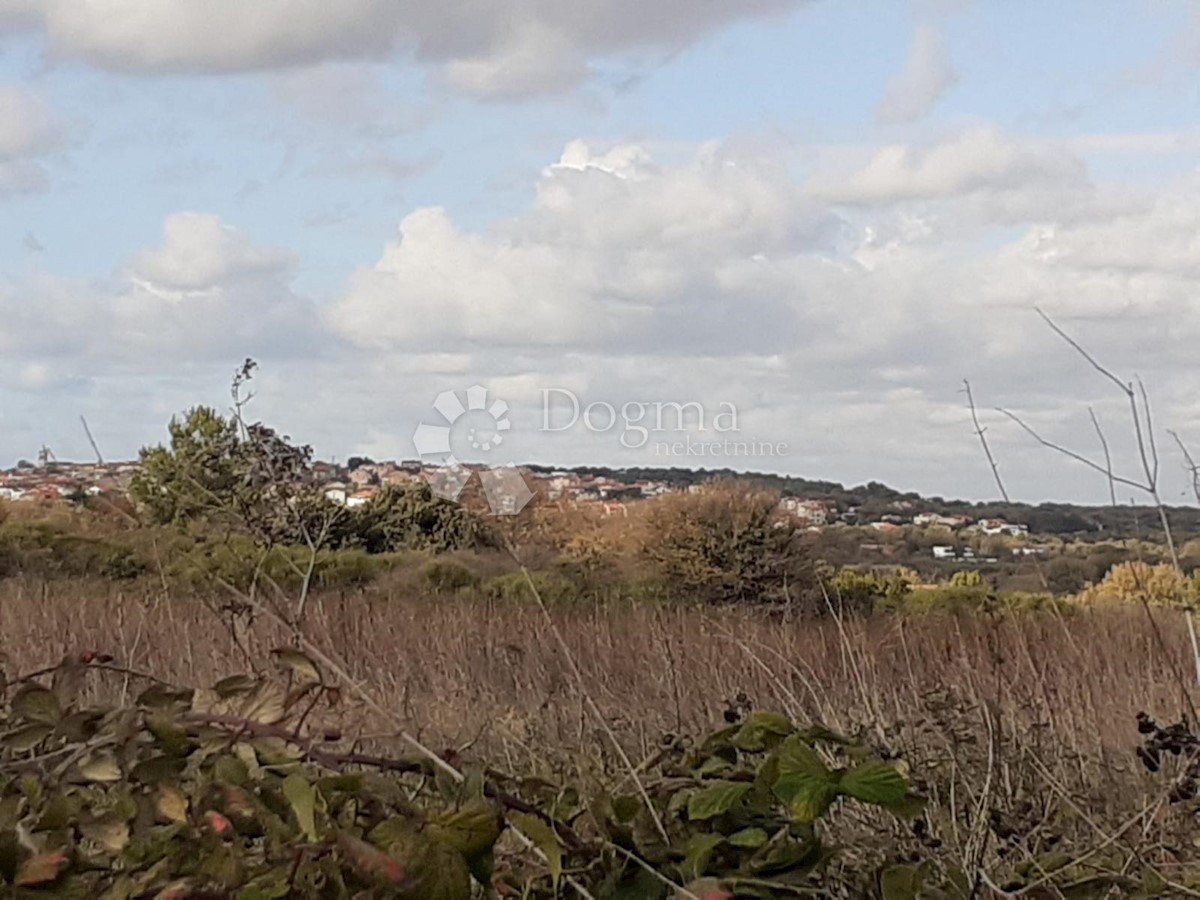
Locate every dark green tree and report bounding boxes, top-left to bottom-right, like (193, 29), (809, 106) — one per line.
(344, 484), (490, 554)
(129, 406), (243, 527)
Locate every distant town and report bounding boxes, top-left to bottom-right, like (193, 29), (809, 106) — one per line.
(0, 454), (1098, 564)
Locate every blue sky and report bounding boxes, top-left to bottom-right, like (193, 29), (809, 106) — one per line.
(2, 1), (1200, 503)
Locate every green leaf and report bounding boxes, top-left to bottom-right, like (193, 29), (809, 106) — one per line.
(786, 782), (840, 822)
(427, 799), (502, 859)
(240, 682), (288, 725)
(5, 723), (53, 752)
(282, 773), (318, 842)
(510, 811), (563, 891)
(81, 817), (131, 854)
(772, 736), (837, 821)
(880, 863), (924, 900)
(745, 830), (822, 877)
(212, 754), (251, 785)
(695, 756), (732, 777)
(682, 832), (724, 881)
(885, 792), (928, 818)
(156, 784), (189, 824)
(746, 711), (794, 735)
(271, 647), (322, 683)
(839, 760), (908, 807)
(78, 752), (122, 783)
(727, 827), (769, 848)
(130, 754), (186, 784)
(11, 685), (60, 725)
(145, 714), (193, 756)
(35, 793), (78, 831)
(136, 683), (193, 712)
(399, 834), (473, 900)
(612, 793), (642, 823)
(774, 736), (830, 783)
(687, 781), (752, 820)
(213, 674), (258, 697)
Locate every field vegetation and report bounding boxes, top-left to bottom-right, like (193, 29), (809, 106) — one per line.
(4, 375), (1200, 897)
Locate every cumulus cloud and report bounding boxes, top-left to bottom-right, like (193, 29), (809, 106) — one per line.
(6, 133), (1200, 502)
(330, 140), (824, 354)
(131, 212), (296, 294)
(5, 0), (802, 95)
(0, 212), (318, 368)
(0, 85), (64, 196)
(876, 24), (958, 124)
(807, 126), (1105, 227)
(321, 135), (1200, 501)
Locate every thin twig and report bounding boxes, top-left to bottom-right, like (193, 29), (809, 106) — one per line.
(964, 380), (1010, 503)
(1088, 407), (1117, 508)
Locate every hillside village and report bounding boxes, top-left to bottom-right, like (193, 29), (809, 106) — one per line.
(0, 456), (1045, 561)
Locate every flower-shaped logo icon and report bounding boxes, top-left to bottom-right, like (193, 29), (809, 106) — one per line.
(412, 385), (534, 515)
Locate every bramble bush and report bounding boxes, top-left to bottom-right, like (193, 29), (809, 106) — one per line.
(0, 653), (956, 899)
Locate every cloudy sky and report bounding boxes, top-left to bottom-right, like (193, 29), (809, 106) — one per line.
(3, 0), (1200, 504)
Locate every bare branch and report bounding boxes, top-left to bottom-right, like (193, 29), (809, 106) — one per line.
(1137, 378), (1160, 486)
(1088, 407), (1117, 507)
(1170, 430), (1200, 507)
(1035, 306), (1133, 398)
(996, 407), (1149, 492)
(963, 380), (1010, 503)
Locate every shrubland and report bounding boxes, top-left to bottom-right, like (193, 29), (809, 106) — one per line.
(4, 379), (1200, 896)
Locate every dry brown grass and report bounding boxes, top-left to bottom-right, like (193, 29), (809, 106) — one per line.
(0, 576), (1189, 764)
(8, 574), (1200, 889)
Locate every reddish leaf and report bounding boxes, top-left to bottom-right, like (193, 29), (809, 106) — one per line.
(337, 831), (406, 885)
(205, 810), (233, 836)
(678, 879), (732, 900)
(15, 850), (69, 886)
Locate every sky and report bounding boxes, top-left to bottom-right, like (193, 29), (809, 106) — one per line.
(2, 0), (1200, 504)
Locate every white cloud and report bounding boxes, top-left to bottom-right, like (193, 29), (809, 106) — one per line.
(6, 133), (1200, 502)
(0, 85), (64, 196)
(876, 24), (958, 124)
(321, 135), (1200, 501)
(0, 213), (317, 369)
(809, 126), (1094, 225)
(131, 212), (296, 294)
(1070, 129), (1200, 156)
(331, 141), (820, 354)
(441, 21), (587, 98)
(6, 0), (802, 96)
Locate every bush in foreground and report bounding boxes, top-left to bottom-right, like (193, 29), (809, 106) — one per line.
(1, 653), (942, 898)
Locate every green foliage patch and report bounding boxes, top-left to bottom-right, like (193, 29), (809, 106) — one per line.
(0, 656), (951, 898)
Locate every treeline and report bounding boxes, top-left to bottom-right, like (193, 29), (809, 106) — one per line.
(528, 464), (1200, 537)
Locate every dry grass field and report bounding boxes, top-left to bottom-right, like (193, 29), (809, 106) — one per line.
(6, 573), (1200, 894)
(1, 577), (1188, 784)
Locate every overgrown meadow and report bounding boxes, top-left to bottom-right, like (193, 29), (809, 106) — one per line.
(3, 398), (1200, 897)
